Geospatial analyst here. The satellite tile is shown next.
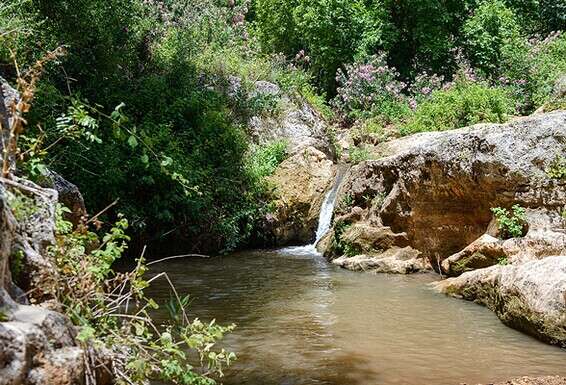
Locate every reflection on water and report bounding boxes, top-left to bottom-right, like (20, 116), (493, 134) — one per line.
(145, 249), (566, 385)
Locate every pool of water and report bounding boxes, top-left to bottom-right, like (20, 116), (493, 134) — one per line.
(145, 248), (566, 385)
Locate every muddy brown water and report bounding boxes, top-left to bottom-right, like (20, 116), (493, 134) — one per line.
(145, 248), (566, 385)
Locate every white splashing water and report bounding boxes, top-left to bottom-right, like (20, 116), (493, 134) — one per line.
(278, 167), (347, 256)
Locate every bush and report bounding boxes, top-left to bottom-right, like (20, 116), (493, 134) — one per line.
(400, 81), (512, 135)
(334, 54), (407, 121)
(491, 204), (527, 239)
(349, 146), (372, 164)
(463, 0), (522, 75)
(2, 0), (317, 255)
(245, 140), (288, 185)
(499, 32), (566, 112)
(252, 0), (392, 93)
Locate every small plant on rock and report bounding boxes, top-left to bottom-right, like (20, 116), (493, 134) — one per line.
(349, 146), (372, 164)
(491, 204), (527, 239)
(545, 154), (566, 180)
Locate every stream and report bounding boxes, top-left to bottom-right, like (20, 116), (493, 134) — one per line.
(146, 171), (566, 385)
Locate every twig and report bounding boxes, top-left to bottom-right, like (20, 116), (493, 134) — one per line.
(147, 271), (190, 325)
(147, 253), (210, 266)
(87, 198), (119, 225)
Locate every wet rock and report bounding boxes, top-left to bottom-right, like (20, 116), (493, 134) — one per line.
(435, 255), (566, 347)
(266, 147), (335, 245)
(331, 247), (428, 274)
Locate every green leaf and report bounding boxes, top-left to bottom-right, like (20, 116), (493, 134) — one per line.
(77, 325), (95, 342)
(128, 135), (138, 148)
(140, 153), (149, 164)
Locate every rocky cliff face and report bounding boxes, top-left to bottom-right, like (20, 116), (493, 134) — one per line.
(0, 180), (85, 385)
(266, 147), (336, 246)
(238, 80), (338, 246)
(320, 111), (566, 345)
(0, 79), (90, 385)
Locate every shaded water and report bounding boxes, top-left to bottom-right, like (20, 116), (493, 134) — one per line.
(146, 249), (566, 385)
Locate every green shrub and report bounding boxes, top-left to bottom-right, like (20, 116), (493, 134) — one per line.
(499, 32), (566, 112)
(245, 140), (288, 184)
(546, 154), (566, 180)
(400, 81), (512, 135)
(491, 204), (527, 239)
(47, 205), (236, 385)
(349, 146), (372, 164)
(497, 256), (509, 265)
(463, 0), (522, 75)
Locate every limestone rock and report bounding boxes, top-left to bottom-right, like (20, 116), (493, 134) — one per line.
(248, 99), (332, 157)
(266, 146), (335, 245)
(435, 255), (566, 347)
(322, 111), (566, 272)
(0, 179), (86, 384)
(478, 376), (566, 385)
(443, 209), (566, 276)
(332, 247), (429, 274)
(245, 80), (332, 156)
(0, 305), (84, 385)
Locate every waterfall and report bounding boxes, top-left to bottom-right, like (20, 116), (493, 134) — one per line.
(279, 166), (346, 256)
(313, 167), (346, 246)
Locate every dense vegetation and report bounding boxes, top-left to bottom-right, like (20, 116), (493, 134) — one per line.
(1, 0), (564, 255)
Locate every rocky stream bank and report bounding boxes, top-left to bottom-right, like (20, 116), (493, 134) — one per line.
(0, 71), (564, 383)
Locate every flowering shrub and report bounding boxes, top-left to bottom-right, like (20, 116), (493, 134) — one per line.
(407, 72), (445, 110)
(334, 54), (407, 120)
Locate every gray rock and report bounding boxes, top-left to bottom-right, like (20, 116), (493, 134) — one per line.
(249, 99), (332, 157)
(0, 77), (19, 172)
(38, 170), (87, 226)
(0, 178), (87, 384)
(250, 80), (280, 98)
(332, 247), (429, 274)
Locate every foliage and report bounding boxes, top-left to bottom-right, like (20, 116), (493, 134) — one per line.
(462, 0), (522, 75)
(0, 0), (321, 254)
(245, 140), (288, 184)
(491, 204), (527, 239)
(334, 54), (407, 121)
(48, 206), (236, 385)
(400, 80), (512, 135)
(9, 249), (25, 285)
(6, 189), (38, 222)
(252, 0), (392, 93)
(329, 220), (360, 258)
(497, 256), (509, 265)
(349, 146), (372, 164)
(546, 154), (566, 180)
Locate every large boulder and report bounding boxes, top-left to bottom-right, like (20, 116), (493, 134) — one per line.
(322, 111), (566, 273)
(435, 256), (566, 347)
(265, 146), (336, 246)
(442, 208), (565, 276)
